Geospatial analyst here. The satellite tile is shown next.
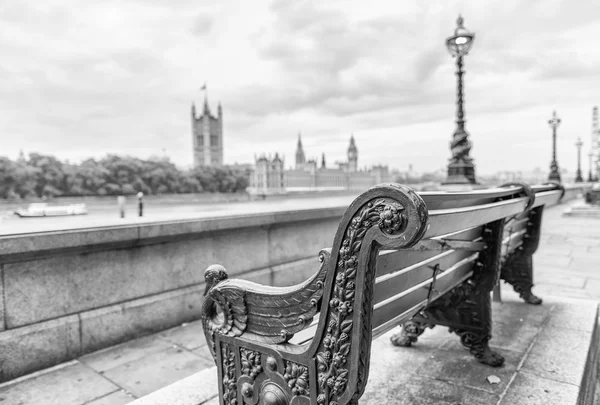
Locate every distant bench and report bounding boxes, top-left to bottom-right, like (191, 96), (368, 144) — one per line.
(200, 182), (564, 405)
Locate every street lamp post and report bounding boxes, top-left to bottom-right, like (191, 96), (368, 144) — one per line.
(443, 15), (477, 185)
(589, 152), (594, 182)
(548, 111), (562, 183)
(575, 138), (583, 183)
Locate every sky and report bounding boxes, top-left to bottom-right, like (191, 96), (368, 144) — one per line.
(1, 0), (599, 175)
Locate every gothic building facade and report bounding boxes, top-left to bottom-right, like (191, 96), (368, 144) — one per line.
(248, 134), (392, 195)
(191, 97), (223, 167)
(248, 153), (286, 195)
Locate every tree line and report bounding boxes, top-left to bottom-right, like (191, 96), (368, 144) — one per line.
(0, 153), (250, 199)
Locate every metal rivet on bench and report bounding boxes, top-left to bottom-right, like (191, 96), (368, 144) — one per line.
(266, 356), (277, 371)
(241, 382), (253, 398)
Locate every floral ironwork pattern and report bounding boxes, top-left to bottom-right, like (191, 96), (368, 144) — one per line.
(283, 361), (309, 396)
(316, 199), (405, 405)
(222, 344), (238, 405)
(240, 348), (263, 379)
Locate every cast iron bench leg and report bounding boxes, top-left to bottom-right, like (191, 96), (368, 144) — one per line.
(393, 220), (506, 367)
(390, 320), (431, 347)
(501, 206), (545, 305)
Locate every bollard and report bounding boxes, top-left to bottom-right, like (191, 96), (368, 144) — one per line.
(137, 191), (144, 217)
(117, 195), (126, 218)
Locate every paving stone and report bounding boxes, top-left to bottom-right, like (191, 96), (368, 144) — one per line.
(361, 330), (500, 404)
(487, 318), (541, 355)
(80, 334), (173, 373)
(87, 389), (137, 405)
(585, 279), (600, 296)
(536, 268), (600, 282)
(566, 236), (600, 247)
(158, 321), (206, 350)
(492, 300), (551, 329)
(102, 346), (214, 398)
(365, 375), (499, 404)
(570, 256), (600, 271)
(419, 346), (520, 394)
(545, 300), (598, 333)
(0, 362), (117, 405)
(535, 273), (587, 289)
(520, 324), (592, 386)
(192, 344), (213, 362)
(536, 246), (572, 257)
(535, 255), (571, 268)
(128, 367), (218, 405)
(201, 397), (219, 405)
(535, 284), (596, 301)
(499, 371), (579, 405)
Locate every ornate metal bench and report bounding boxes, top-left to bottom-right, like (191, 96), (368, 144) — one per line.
(201, 182), (564, 405)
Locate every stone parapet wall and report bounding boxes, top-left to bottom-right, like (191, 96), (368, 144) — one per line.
(0, 207), (345, 382)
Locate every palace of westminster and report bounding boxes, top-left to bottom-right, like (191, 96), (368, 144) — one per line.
(192, 97), (393, 195)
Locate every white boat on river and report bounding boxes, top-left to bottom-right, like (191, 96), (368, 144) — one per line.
(14, 203), (88, 218)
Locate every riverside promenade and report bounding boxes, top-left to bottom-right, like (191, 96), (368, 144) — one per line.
(1, 197), (599, 405)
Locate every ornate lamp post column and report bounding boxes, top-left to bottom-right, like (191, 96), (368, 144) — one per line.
(575, 138), (583, 182)
(443, 16), (477, 185)
(548, 111), (562, 183)
(589, 152), (594, 182)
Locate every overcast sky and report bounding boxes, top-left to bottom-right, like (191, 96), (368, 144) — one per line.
(1, 0), (599, 174)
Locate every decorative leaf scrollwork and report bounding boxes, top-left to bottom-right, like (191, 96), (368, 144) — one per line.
(222, 344), (237, 405)
(316, 199), (405, 404)
(240, 348), (263, 379)
(283, 361), (309, 396)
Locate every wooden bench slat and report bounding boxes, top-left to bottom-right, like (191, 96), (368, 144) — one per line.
(504, 216), (528, 233)
(501, 229), (526, 256)
(424, 197), (529, 239)
(371, 253), (478, 335)
(372, 268), (475, 340)
(374, 248), (478, 307)
(377, 226), (482, 279)
(531, 190), (562, 208)
(420, 186), (526, 210)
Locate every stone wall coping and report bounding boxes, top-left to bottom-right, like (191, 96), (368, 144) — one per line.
(0, 206), (347, 261)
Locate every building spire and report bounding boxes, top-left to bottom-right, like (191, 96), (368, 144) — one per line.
(201, 83), (210, 114)
(295, 132), (306, 168)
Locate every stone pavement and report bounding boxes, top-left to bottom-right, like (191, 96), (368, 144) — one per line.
(1, 198), (599, 405)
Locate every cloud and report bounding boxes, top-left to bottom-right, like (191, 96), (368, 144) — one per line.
(0, 0), (598, 175)
(191, 13), (214, 36)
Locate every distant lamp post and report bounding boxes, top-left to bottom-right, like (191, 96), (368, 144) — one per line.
(575, 138), (583, 183)
(548, 111), (562, 183)
(444, 15), (477, 185)
(589, 152), (594, 182)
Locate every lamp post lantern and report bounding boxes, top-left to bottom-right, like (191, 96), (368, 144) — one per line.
(548, 111), (562, 183)
(575, 138), (583, 183)
(443, 15), (477, 185)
